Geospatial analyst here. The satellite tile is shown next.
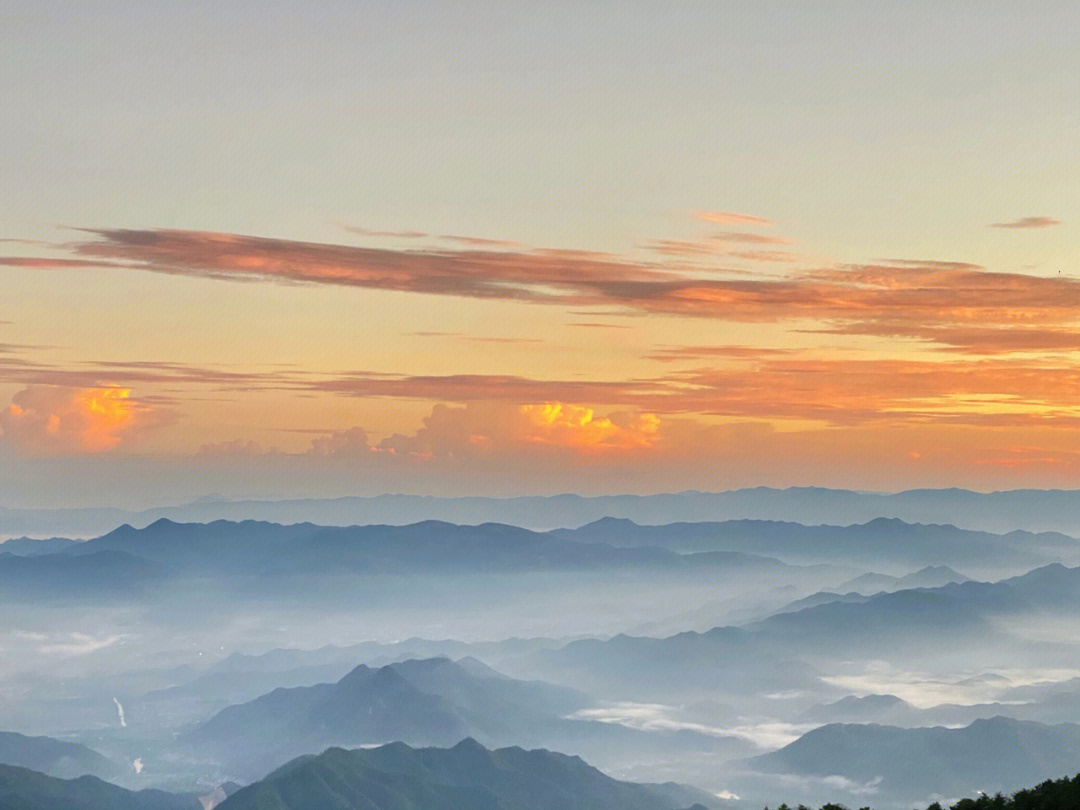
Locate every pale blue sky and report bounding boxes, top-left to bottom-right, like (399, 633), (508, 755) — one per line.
(3, 2), (1077, 261)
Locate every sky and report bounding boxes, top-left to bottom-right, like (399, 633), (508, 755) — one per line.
(2, 1), (1080, 506)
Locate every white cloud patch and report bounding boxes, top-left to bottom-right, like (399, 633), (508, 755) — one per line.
(38, 632), (122, 657)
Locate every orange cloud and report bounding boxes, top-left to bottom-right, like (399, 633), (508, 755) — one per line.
(815, 323), (1080, 354)
(0, 386), (157, 456)
(709, 232), (794, 245)
(318, 402), (662, 462)
(308, 426), (371, 456)
(306, 356), (1080, 430)
(644, 239), (729, 256)
(518, 403), (660, 453)
(729, 250), (802, 263)
(198, 439), (266, 456)
(989, 216), (1061, 229)
(695, 211), (772, 226)
(645, 345), (796, 361)
(8, 229), (1080, 358)
(340, 225), (428, 238)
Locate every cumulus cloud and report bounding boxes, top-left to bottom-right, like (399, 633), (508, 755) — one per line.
(198, 439), (266, 456)
(989, 216), (1061, 229)
(308, 426), (371, 456)
(0, 386), (162, 456)
(310, 402), (661, 462)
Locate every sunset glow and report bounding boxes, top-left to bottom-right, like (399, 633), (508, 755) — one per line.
(1, 3), (1078, 505)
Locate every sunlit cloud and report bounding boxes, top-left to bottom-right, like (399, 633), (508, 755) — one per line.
(730, 250), (802, 263)
(989, 216), (1061, 229)
(815, 323), (1080, 354)
(645, 239), (729, 256)
(518, 403), (660, 452)
(198, 439), (267, 456)
(310, 402), (662, 463)
(308, 426), (372, 456)
(8, 231), (1080, 353)
(709, 232), (794, 245)
(695, 211), (772, 226)
(0, 385), (162, 456)
(645, 345), (796, 362)
(37, 632), (123, 657)
(339, 225), (428, 238)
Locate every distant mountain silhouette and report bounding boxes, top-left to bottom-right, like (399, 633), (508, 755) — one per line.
(798, 694), (918, 725)
(0, 550), (163, 599)
(0, 763), (199, 810)
(0, 731), (120, 780)
(186, 657), (589, 777)
(0, 537), (78, 555)
(12, 487), (1080, 536)
(557, 518), (1075, 574)
(747, 716), (1080, 798)
(60, 519), (791, 578)
(215, 738), (719, 810)
(186, 655), (748, 780)
(798, 687), (1080, 729)
(533, 563), (1080, 699)
(837, 564), (971, 594)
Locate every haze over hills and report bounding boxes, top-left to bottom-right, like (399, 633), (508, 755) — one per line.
(528, 562), (1080, 702)
(12, 487), (1080, 538)
(54, 519), (796, 577)
(0, 764), (201, 810)
(0, 731), (120, 780)
(0, 550), (164, 600)
(743, 717), (1080, 804)
(185, 657), (749, 781)
(557, 518), (1079, 576)
(835, 565), (971, 594)
(3, 516), (1080, 808)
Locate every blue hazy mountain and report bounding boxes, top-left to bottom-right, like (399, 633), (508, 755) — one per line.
(0, 550), (163, 599)
(0, 537), (78, 555)
(59, 519), (793, 577)
(0, 763), (200, 810)
(799, 685), (1080, 728)
(746, 717), (1080, 800)
(532, 564), (1080, 699)
(185, 657), (587, 775)
(836, 564), (971, 594)
(11, 487), (1080, 537)
(215, 738), (719, 810)
(185, 656), (750, 780)
(0, 731), (120, 780)
(556, 518), (1076, 574)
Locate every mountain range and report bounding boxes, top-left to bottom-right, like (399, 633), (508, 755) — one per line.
(556, 518), (1077, 575)
(745, 716), (1080, 801)
(12, 487), (1080, 538)
(184, 656), (748, 779)
(530, 562), (1080, 700)
(57, 519), (794, 577)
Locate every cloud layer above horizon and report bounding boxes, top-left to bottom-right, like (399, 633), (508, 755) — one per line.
(2, 3), (1078, 503)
